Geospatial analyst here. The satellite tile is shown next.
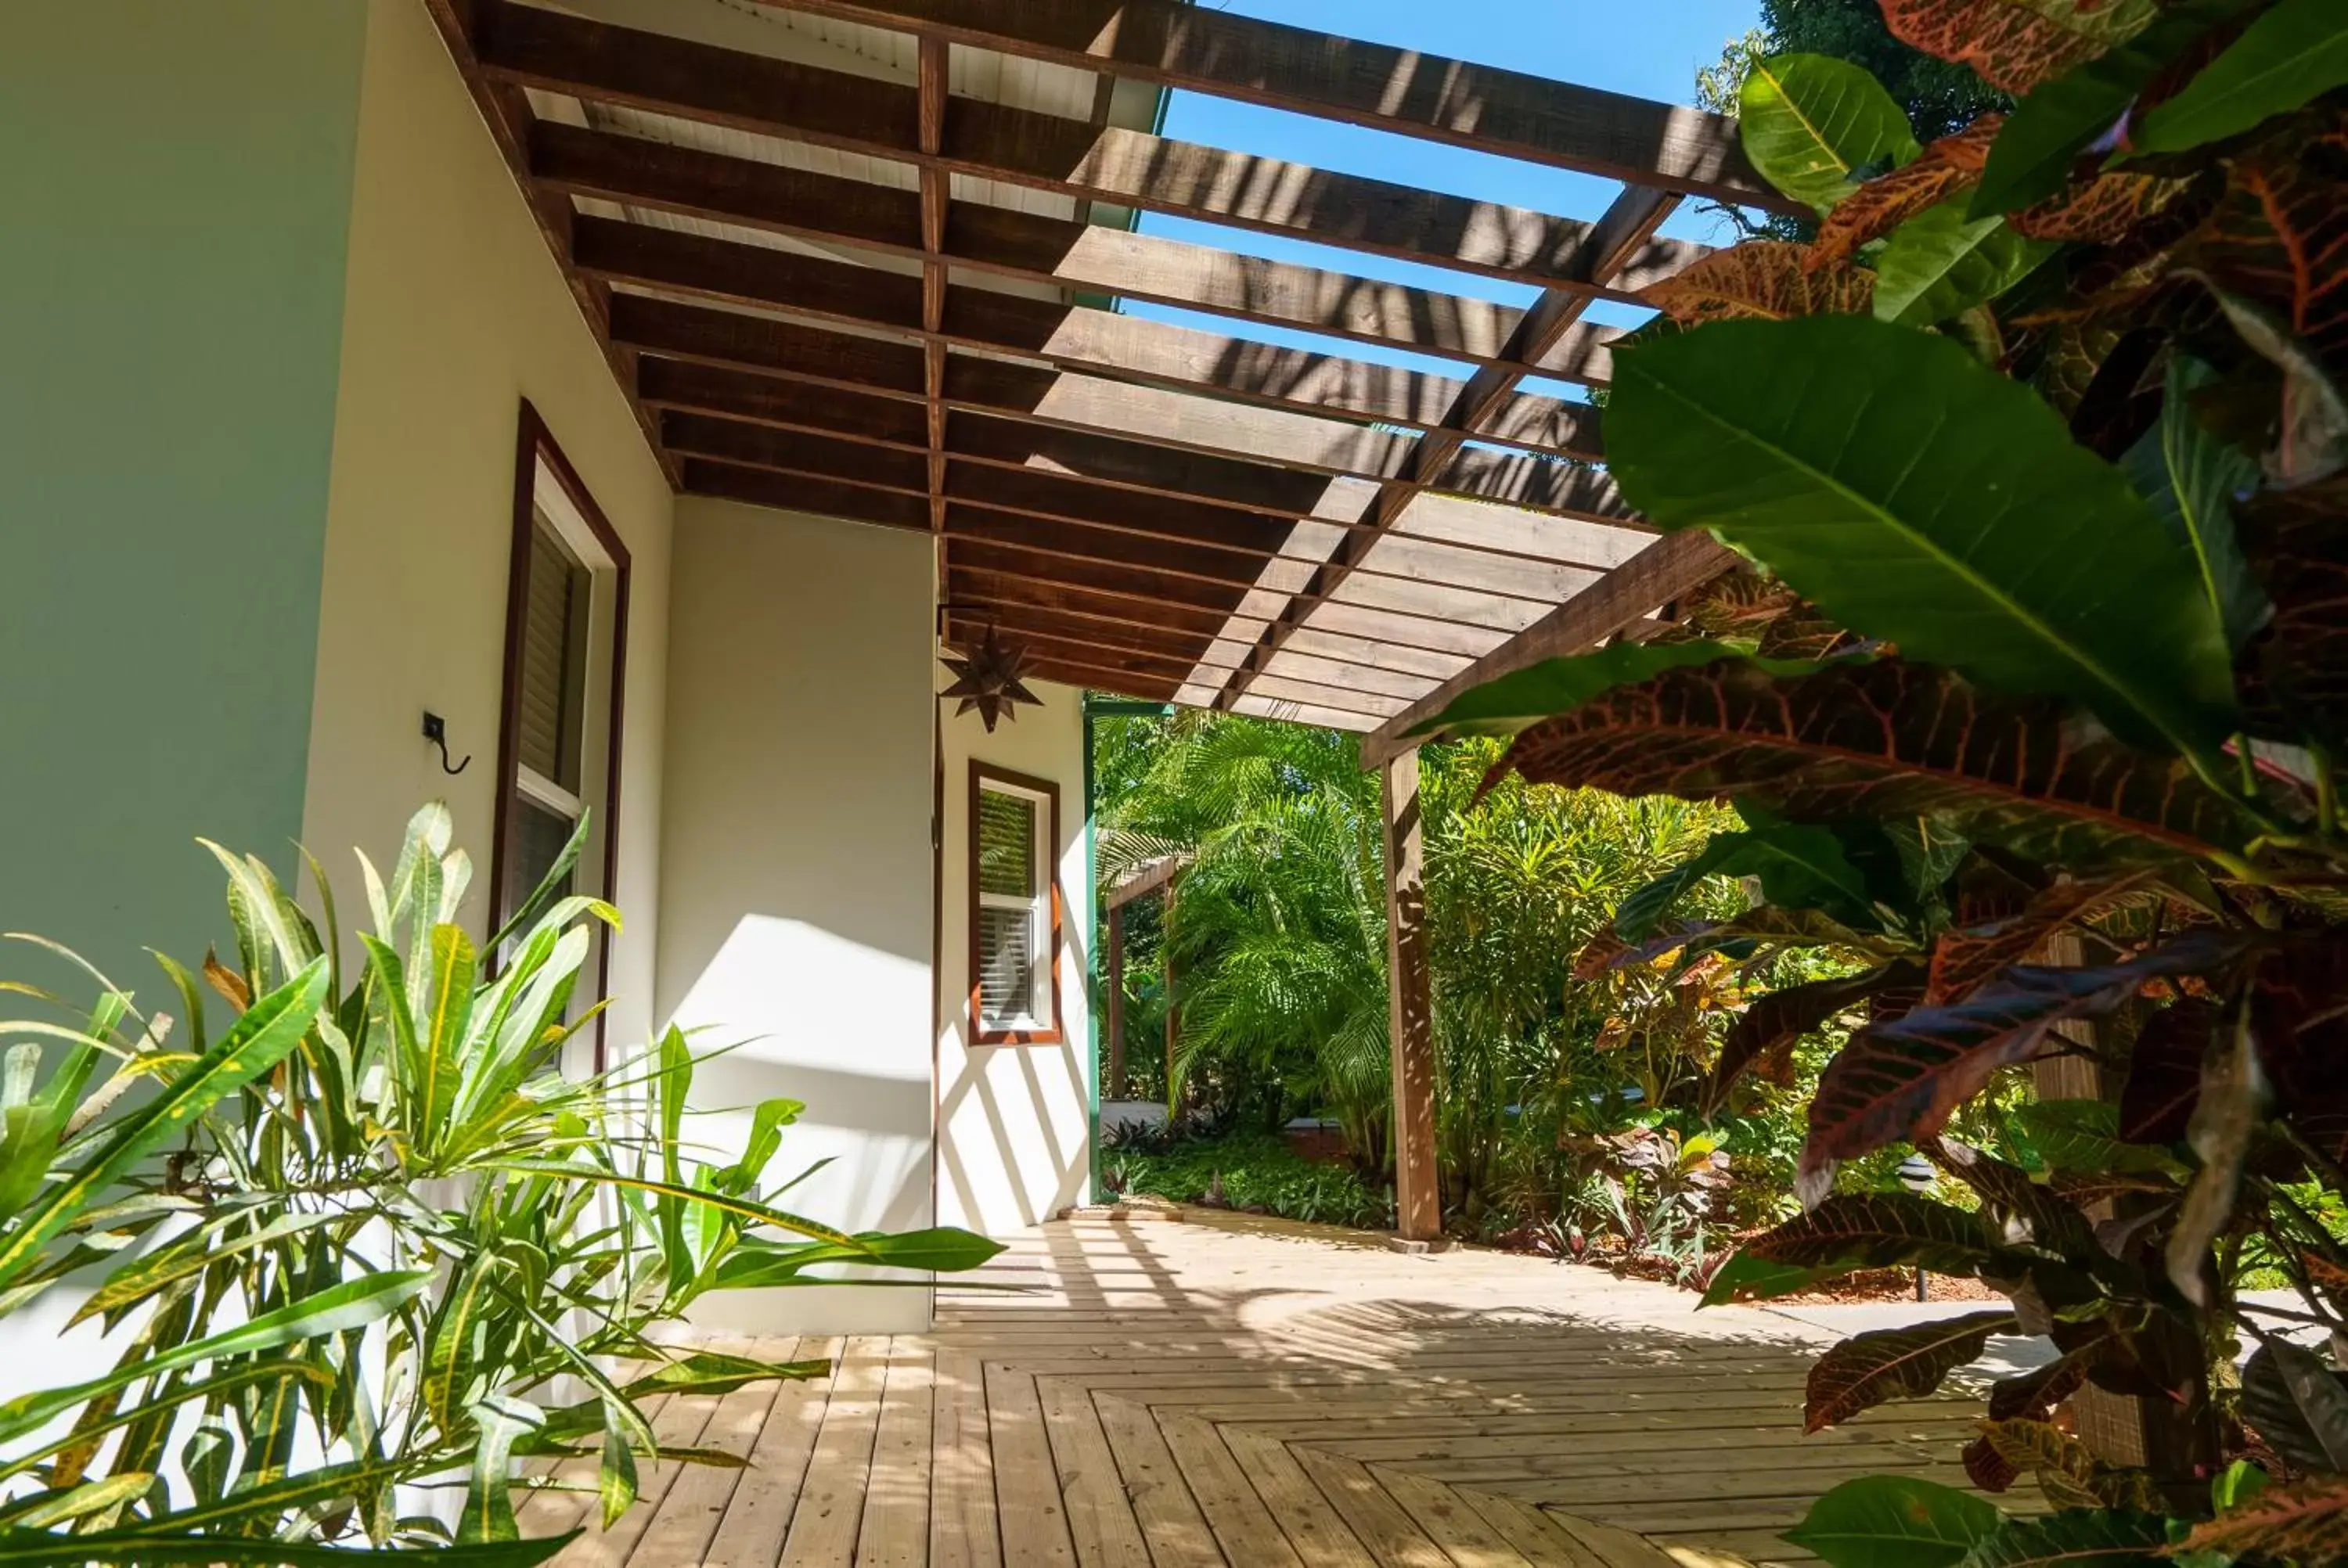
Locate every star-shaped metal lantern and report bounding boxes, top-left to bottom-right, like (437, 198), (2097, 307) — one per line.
(940, 626), (1042, 732)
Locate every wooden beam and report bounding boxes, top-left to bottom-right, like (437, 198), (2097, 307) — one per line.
(944, 566), (1235, 642)
(1357, 529), (1740, 769)
(614, 293), (1614, 509)
(1218, 187), (1674, 712)
(748, 0), (1792, 212)
(1102, 853), (1189, 912)
(920, 35), (949, 533)
(468, 0), (1715, 286)
(625, 300), (1632, 538)
(948, 617), (1198, 686)
(416, 0), (679, 486)
(1381, 749), (1442, 1244)
(607, 268), (1605, 460)
(527, 120), (1658, 366)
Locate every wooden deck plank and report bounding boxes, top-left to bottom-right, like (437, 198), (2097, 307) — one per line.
(1217, 1426), (1381, 1568)
(1287, 1447), (1451, 1568)
(706, 1339), (835, 1568)
(1092, 1392), (1226, 1568)
(1367, 1466), (1537, 1568)
(986, 1361), (1079, 1566)
(626, 1376), (778, 1567)
(552, 1390), (724, 1568)
(776, 1343), (888, 1568)
(930, 1350), (1004, 1568)
(1158, 1413), (1308, 1568)
(857, 1345), (936, 1566)
(1036, 1376), (1154, 1568)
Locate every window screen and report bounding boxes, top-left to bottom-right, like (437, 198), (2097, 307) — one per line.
(974, 778), (1053, 1036)
(517, 520), (589, 793)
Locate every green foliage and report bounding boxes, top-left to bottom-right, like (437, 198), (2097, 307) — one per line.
(1738, 53), (1923, 214)
(1783, 1474), (2003, 1566)
(1477, 2), (2348, 1554)
(0, 805), (998, 1559)
(1104, 1131), (1387, 1230)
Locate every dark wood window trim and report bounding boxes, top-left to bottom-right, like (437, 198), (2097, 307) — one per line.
(492, 400), (632, 1066)
(967, 761), (1065, 1047)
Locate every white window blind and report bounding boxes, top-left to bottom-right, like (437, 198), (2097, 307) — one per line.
(975, 783), (1050, 1033)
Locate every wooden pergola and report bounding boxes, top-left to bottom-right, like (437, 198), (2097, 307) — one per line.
(427, 0), (1776, 1242)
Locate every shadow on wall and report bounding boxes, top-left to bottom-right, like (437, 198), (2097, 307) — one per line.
(666, 912), (933, 1332)
(935, 1013), (1093, 1235)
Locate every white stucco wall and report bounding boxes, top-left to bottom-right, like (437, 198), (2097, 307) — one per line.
(654, 498), (939, 1334)
(936, 682), (1095, 1235)
(302, 0), (675, 1049)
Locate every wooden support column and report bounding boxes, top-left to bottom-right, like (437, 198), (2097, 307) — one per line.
(1381, 749), (1441, 1243)
(1106, 901), (1127, 1100)
(1163, 883), (1180, 1116)
(2031, 933), (2217, 1501)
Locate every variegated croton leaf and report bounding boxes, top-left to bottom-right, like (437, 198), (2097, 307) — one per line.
(1700, 962), (1921, 1117)
(2009, 171), (2193, 243)
(2238, 474), (2348, 748)
(1804, 1310), (2018, 1430)
(1811, 115), (2004, 267)
(1921, 870), (2155, 1004)
(1493, 658), (2271, 872)
(1880, 0), (2165, 95)
(2184, 110), (2348, 378)
(2176, 1475), (2348, 1565)
(1640, 241), (1874, 325)
(1798, 929), (2244, 1203)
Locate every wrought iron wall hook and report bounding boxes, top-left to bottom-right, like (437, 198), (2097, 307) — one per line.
(421, 712), (471, 776)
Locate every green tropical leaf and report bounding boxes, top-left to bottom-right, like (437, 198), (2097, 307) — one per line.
(600, 1422), (639, 1530)
(1738, 53), (1922, 214)
(620, 1351), (831, 1400)
(486, 1163), (862, 1247)
(70, 1209), (340, 1327)
(1493, 660), (2264, 872)
(2122, 360), (2267, 653)
(1951, 1508), (2169, 1566)
(2135, 0), (2348, 153)
(419, 923), (479, 1148)
(1875, 205), (2058, 325)
(456, 1397), (542, 1545)
(0, 1269), (430, 1445)
(1782, 1473), (2004, 1567)
(2015, 1099), (2187, 1176)
(1806, 1310), (2019, 1430)
(1608, 315), (2241, 755)
(0, 958), (329, 1293)
(1699, 1250), (1854, 1307)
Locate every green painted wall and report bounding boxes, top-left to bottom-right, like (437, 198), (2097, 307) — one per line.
(0, 0), (368, 995)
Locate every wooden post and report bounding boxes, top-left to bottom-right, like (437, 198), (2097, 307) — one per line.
(2033, 934), (2217, 1500)
(1163, 883), (1180, 1116)
(1106, 901), (1127, 1100)
(1381, 750), (1442, 1243)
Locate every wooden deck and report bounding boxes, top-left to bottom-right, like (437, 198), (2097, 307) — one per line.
(528, 1211), (1989, 1568)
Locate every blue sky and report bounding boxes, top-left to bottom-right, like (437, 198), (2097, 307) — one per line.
(1126, 0), (1766, 394)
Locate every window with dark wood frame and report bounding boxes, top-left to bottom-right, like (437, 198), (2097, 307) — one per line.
(968, 762), (1064, 1046)
(492, 401), (631, 1066)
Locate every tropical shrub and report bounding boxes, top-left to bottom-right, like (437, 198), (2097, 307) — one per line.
(0, 805), (997, 1563)
(1102, 1131), (1389, 1231)
(1419, 0), (2346, 1556)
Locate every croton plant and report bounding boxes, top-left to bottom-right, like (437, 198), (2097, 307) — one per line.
(1418, 1), (2345, 1563)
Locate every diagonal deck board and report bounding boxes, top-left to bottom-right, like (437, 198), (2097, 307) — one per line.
(542, 1213), (2012, 1568)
